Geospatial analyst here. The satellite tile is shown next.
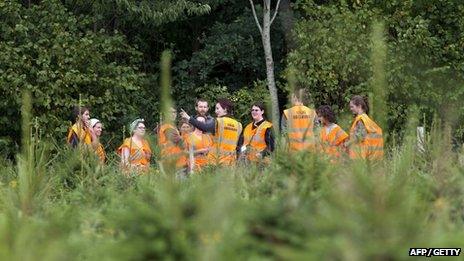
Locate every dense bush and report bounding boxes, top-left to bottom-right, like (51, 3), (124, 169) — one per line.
(0, 0), (148, 155)
(288, 0), (464, 141)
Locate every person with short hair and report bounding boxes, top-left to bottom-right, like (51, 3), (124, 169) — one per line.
(195, 98), (214, 125)
(316, 105), (348, 159)
(118, 119), (152, 173)
(238, 102), (274, 163)
(180, 98), (242, 166)
(345, 95), (384, 160)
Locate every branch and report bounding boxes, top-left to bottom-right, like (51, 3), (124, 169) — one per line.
(249, 0), (263, 35)
(270, 0), (282, 25)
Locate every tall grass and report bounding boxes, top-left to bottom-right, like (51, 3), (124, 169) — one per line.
(0, 114), (462, 260)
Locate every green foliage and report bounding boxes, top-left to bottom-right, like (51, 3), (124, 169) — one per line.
(289, 0), (464, 142)
(173, 8), (286, 116)
(1, 116), (464, 259)
(0, 0), (147, 154)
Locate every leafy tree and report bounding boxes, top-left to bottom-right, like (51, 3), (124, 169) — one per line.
(0, 0), (146, 154)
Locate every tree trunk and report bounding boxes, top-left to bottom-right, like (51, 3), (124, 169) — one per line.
(279, 0), (296, 52)
(262, 0), (280, 134)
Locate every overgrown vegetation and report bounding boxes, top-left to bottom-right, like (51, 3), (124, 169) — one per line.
(1, 93), (463, 259)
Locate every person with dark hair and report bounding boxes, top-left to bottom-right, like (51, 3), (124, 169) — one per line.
(238, 102), (274, 163)
(89, 118), (106, 163)
(158, 107), (187, 171)
(179, 98), (242, 166)
(281, 88), (318, 152)
(345, 95), (384, 160)
(67, 106), (95, 148)
(118, 119), (152, 173)
(316, 105), (348, 158)
(195, 98), (214, 125)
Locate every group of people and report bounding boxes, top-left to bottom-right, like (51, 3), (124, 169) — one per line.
(66, 89), (384, 174)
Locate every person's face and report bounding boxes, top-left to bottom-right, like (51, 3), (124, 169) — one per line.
(349, 101), (361, 115)
(93, 122), (103, 137)
(251, 106), (264, 121)
(81, 110), (90, 123)
(180, 123), (192, 134)
(196, 101), (209, 116)
(134, 123), (146, 137)
(215, 103), (227, 117)
(170, 108), (177, 121)
(317, 114), (328, 126)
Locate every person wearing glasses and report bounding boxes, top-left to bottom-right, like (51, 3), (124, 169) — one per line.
(158, 107), (187, 171)
(118, 118), (152, 173)
(179, 98), (242, 166)
(237, 102), (274, 163)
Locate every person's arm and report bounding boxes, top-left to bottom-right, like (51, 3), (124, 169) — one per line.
(280, 113), (287, 135)
(121, 147), (130, 166)
(261, 128), (274, 157)
(165, 128), (184, 148)
(189, 117), (216, 135)
(236, 132), (244, 155)
(69, 132), (79, 148)
(346, 121), (367, 147)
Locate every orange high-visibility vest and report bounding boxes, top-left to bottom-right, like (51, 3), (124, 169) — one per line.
(117, 137), (152, 172)
(158, 124), (186, 169)
(185, 133), (213, 170)
(349, 114), (384, 160)
(243, 120), (272, 162)
(208, 117), (242, 166)
(67, 123), (92, 145)
(319, 124), (349, 158)
(95, 143), (106, 163)
(283, 105), (316, 151)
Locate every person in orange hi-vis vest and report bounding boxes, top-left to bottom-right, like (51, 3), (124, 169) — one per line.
(118, 119), (152, 174)
(158, 107), (187, 171)
(67, 105), (94, 148)
(316, 105), (349, 159)
(180, 98), (242, 166)
(345, 95), (384, 160)
(237, 102), (274, 164)
(89, 118), (106, 163)
(281, 88), (318, 152)
(184, 116), (213, 172)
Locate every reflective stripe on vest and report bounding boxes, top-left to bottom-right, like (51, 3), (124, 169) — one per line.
(349, 114), (384, 160)
(209, 117), (242, 164)
(243, 121), (272, 161)
(319, 124), (348, 158)
(284, 105), (316, 151)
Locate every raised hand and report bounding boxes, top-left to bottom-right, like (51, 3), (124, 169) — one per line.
(179, 108), (190, 121)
